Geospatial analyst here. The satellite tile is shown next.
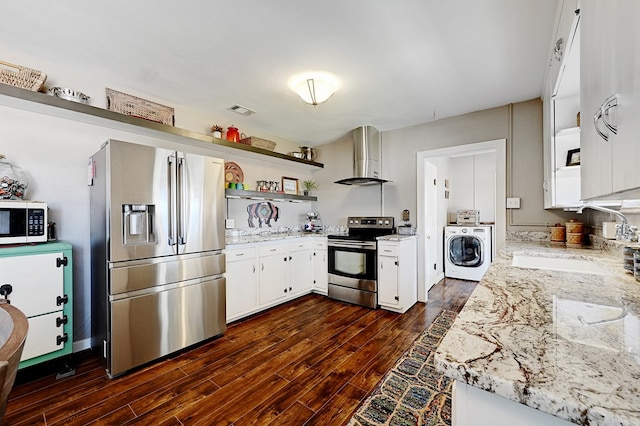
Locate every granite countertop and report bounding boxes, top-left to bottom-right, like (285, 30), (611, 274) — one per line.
(435, 241), (640, 425)
(377, 234), (418, 242)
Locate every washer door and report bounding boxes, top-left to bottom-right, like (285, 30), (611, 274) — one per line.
(448, 235), (483, 267)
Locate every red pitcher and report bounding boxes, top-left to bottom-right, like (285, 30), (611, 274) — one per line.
(226, 126), (240, 142)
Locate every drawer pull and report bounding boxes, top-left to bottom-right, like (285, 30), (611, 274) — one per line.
(57, 294), (69, 306)
(57, 333), (68, 345)
(56, 315), (68, 327)
(57, 256), (68, 268)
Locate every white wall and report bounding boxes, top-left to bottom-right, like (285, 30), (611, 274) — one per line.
(0, 43), (302, 155)
(448, 152), (496, 224)
(0, 104), (315, 348)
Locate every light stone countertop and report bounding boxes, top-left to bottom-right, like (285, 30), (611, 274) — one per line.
(435, 241), (640, 425)
(376, 234), (418, 242)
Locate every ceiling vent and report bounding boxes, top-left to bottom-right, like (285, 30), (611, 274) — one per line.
(227, 104), (256, 116)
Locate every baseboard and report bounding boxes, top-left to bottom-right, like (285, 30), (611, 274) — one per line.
(72, 338), (92, 353)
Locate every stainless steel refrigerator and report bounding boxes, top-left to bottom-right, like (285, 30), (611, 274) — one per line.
(89, 139), (226, 378)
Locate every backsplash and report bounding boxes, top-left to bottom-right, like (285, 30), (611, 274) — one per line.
(225, 224), (346, 238)
(506, 231), (552, 242)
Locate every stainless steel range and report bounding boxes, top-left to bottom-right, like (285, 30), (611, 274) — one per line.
(327, 216), (394, 308)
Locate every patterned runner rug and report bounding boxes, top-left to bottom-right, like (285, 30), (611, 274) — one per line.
(347, 309), (458, 426)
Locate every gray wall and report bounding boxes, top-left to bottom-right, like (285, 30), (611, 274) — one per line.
(313, 99), (576, 231)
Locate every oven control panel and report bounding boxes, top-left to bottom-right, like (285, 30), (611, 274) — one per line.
(347, 216), (394, 229)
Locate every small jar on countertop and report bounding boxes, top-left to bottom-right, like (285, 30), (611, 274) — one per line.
(550, 223), (566, 243)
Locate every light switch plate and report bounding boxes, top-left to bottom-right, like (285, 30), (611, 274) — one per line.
(506, 197), (521, 209)
(225, 219), (235, 229)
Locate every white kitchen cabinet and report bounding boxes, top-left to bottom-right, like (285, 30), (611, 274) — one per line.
(288, 238), (313, 297)
(452, 382), (573, 426)
(258, 243), (289, 306)
(0, 242), (73, 369)
(543, 1), (582, 209)
(225, 246), (258, 323)
(547, 0), (581, 95)
(225, 237), (321, 322)
(581, 0), (640, 199)
(312, 238), (328, 295)
(377, 238), (417, 314)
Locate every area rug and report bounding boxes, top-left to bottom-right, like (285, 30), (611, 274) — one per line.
(348, 309), (458, 426)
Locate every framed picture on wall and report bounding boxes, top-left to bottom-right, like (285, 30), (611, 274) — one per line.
(282, 176), (299, 195)
(566, 148), (581, 166)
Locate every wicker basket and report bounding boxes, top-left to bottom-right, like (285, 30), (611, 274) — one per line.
(239, 136), (276, 151)
(0, 60), (47, 92)
(106, 88), (175, 126)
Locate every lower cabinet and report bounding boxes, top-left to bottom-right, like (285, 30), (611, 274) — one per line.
(288, 239), (314, 297)
(258, 244), (290, 305)
(0, 242), (73, 369)
(225, 246), (258, 323)
(312, 238), (328, 295)
(226, 236), (324, 323)
(378, 238), (417, 313)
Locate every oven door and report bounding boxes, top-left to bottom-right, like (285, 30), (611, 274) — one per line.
(327, 240), (377, 292)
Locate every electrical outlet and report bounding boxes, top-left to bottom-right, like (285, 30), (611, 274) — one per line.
(225, 219), (235, 229)
(506, 197), (521, 209)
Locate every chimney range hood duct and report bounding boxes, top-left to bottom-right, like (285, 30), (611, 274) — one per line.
(335, 126), (389, 185)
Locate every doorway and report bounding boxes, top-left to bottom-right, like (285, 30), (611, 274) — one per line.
(416, 139), (506, 301)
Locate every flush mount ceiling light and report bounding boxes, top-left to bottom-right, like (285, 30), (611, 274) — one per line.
(289, 72), (339, 106)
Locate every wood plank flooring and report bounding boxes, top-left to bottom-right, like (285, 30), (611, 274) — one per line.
(5, 278), (476, 425)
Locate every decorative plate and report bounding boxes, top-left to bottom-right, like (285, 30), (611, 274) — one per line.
(224, 161), (244, 183)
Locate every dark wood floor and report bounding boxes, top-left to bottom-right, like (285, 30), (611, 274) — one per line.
(5, 278), (476, 426)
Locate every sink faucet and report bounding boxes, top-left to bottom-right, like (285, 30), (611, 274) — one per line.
(576, 203), (633, 241)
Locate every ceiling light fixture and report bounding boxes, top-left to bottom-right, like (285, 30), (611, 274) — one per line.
(289, 72), (339, 106)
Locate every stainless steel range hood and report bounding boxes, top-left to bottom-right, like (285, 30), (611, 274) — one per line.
(335, 126), (389, 185)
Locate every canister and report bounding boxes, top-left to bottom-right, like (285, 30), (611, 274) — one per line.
(550, 224), (566, 243)
(566, 233), (583, 246)
(565, 220), (584, 234)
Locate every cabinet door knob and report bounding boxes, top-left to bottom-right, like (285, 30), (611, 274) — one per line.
(56, 315), (68, 327)
(57, 333), (69, 345)
(0, 284), (13, 303)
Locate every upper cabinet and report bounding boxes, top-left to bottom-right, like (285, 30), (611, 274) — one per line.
(543, 0), (581, 208)
(580, 0), (640, 199)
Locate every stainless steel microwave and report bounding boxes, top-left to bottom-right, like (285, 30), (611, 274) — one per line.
(0, 200), (48, 244)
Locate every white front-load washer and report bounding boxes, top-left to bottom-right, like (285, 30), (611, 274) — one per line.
(444, 225), (492, 281)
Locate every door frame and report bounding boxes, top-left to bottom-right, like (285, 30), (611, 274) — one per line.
(416, 139), (506, 301)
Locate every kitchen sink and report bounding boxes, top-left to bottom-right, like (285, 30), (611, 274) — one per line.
(511, 253), (610, 275)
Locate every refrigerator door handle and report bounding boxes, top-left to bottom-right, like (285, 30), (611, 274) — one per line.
(177, 156), (186, 245)
(167, 154), (177, 246)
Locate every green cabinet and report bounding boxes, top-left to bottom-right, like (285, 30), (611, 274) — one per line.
(0, 242), (73, 369)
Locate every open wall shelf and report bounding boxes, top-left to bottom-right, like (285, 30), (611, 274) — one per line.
(0, 84), (324, 168)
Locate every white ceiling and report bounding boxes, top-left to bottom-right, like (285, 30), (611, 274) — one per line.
(3, 0), (558, 146)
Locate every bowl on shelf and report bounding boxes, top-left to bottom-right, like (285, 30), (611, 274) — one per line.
(47, 87), (90, 104)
